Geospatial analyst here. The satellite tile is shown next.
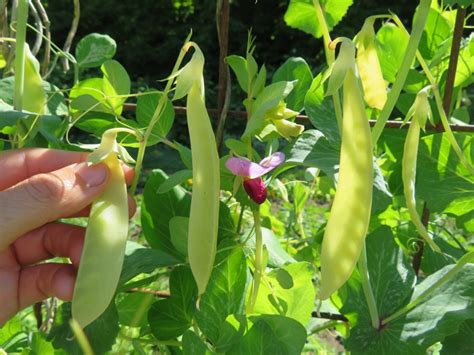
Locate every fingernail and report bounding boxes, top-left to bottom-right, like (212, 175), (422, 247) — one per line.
(75, 163), (108, 187)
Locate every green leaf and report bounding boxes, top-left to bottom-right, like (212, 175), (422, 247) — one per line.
(195, 244), (247, 344)
(42, 81), (68, 116)
(421, 237), (465, 275)
(48, 302), (119, 355)
(243, 227), (296, 268)
(148, 266), (198, 340)
(272, 57), (313, 111)
(69, 78), (109, 113)
(30, 333), (55, 355)
(76, 33), (117, 68)
(444, 0), (474, 5)
(454, 33), (474, 88)
(119, 241), (180, 286)
(253, 262), (315, 326)
(418, 8), (451, 60)
(182, 330), (212, 354)
(376, 23), (409, 83)
(304, 73), (340, 144)
(226, 55), (249, 93)
(228, 315), (307, 355)
(390, 263), (474, 349)
(417, 133), (473, 214)
(284, 0), (353, 39)
(157, 169), (192, 194)
(141, 169), (191, 259)
(441, 319), (474, 354)
(242, 81), (295, 138)
(169, 216), (189, 256)
(136, 91), (175, 145)
(117, 292), (154, 327)
(101, 59), (130, 115)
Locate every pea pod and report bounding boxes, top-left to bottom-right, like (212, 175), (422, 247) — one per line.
(72, 129), (129, 328)
(319, 40), (373, 300)
(402, 89), (441, 253)
(176, 43), (220, 296)
(355, 18), (387, 110)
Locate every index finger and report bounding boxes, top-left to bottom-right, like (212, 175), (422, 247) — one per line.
(0, 149), (88, 191)
(0, 148), (135, 191)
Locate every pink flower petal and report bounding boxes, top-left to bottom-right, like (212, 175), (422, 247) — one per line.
(243, 177), (267, 204)
(226, 157), (266, 178)
(257, 152), (285, 175)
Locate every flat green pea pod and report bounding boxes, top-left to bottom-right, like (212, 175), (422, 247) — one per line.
(319, 39), (373, 300)
(174, 42), (220, 297)
(72, 129), (130, 328)
(402, 88), (441, 253)
(354, 18), (387, 111)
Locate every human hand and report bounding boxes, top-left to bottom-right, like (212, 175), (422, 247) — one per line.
(0, 149), (135, 326)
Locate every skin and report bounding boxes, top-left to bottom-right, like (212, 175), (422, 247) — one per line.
(0, 148), (135, 326)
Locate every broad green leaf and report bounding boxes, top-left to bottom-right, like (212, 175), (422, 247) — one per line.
(252, 262), (316, 326)
(376, 23), (409, 83)
(182, 330), (212, 354)
(119, 241), (180, 286)
(195, 244), (247, 344)
(417, 133), (473, 215)
(444, 0), (474, 5)
(42, 81), (68, 116)
(228, 315), (307, 355)
(0, 316), (23, 346)
(304, 73), (340, 144)
(418, 8), (451, 60)
(149, 266), (198, 340)
(0, 53), (5, 68)
(101, 59), (130, 115)
(141, 169), (191, 259)
(242, 80), (295, 138)
(76, 33), (117, 68)
(136, 90), (175, 145)
(48, 302), (119, 355)
(30, 333), (55, 355)
(169, 216), (189, 256)
(340, 227), (415, 325)
(284, 0), (353, 39)
(390, 263), (474, 349)
(69, 78), (109, 113)
(157, 169), (192, 194)
(272, 57), (313, 111)
(441, 319), (474, 354)
(454, 33), (474, 88)
(227, 55), (249, 93)
(421, 237), (465, 275)
(23, 45), (46, 114)
(117, 292), (154, 327)
(243, 227), (296, 268)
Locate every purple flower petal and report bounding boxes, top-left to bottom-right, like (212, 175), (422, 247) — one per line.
(257, 152), (285, 175)
(226, 157), (266, 178)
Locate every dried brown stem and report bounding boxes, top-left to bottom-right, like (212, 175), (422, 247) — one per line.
(62, 0), (80, 72)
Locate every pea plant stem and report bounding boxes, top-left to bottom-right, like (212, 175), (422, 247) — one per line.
(313, 0), (343, 134)
(371, 0), (432, 146)
(357, 242), (380, 328)
(382, 251), (474, 326)
(247, 209), (263, 313)
(130, 34), (191, 195)
(391, 15), (474, 176)
(13, 0), (28, 112)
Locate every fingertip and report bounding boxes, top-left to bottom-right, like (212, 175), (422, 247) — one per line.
(53, 266), (76, 301)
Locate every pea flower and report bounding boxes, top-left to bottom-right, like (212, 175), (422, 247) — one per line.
(264, 101), (304, 139)
(226, 152), (285, 204)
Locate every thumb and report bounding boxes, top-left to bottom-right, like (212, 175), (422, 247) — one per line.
(0, 162), (109, 250)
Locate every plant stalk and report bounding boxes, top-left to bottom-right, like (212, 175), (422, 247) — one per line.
(313, 0), (343, 134)
(357, 242), (379, 328)
(13, 0), (28, 111)
(247, 209), (263, 313)
(371, 0), (432, 146)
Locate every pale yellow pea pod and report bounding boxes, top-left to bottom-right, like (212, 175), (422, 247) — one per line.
(319, 53), (373, 300)
(72, 129), (129, 328)
(355, 18), (387, 110)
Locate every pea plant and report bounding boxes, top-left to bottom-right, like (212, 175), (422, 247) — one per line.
(0, 0), (473, 353)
